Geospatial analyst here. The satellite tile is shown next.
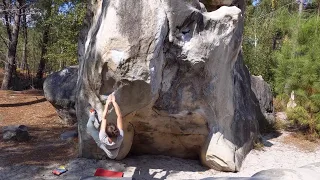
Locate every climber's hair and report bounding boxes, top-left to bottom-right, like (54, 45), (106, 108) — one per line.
(106, 123), (120, 137)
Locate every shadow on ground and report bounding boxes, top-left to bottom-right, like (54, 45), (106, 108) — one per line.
(123, 155), (209, 180)
(0, 98), (47, 107)
(261, 131), (282, 147)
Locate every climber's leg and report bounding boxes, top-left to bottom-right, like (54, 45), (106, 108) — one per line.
(86, 114), (100, 144)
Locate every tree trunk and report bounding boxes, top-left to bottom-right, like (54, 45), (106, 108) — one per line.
(299, 0), (303, 15)
(318, 1), (320, 17)
(1, 0), (22, 90)
(35, 2), (52, 89)
(21, 7), (28, 72)
(35, 28), (49, 89)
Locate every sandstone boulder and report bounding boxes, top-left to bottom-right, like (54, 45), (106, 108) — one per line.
(76, 0), (266, 172)
(43, 66), (78, 125)
(251, 75), (275, 125)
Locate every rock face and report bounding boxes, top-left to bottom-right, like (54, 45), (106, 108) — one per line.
(44, 66), (78, 125)
(76, 0), (266, 172)
(251, 75), (275, 125)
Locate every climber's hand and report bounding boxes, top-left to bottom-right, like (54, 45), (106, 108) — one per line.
(106, 95), (112, 105)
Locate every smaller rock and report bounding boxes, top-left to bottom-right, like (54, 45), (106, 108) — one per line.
(3, 126), (18, 140)
(3, 125), (30, 142)
(60, 130), (78, 141)
(251, 75), (275, 125)
(287, 91), (297, 109)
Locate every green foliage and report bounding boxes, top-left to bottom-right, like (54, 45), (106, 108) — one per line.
(1, 0), (87, 74)
(253, 140), (265, 151)
(286, 106), (310, 127)
(274, 15), (320, 95)
(34, 0), (87, 72)
(316, 114), (320, 133)
(45, 0), (86, 71)
(243, 0), (297, 84)
(244, 0), (320, 136)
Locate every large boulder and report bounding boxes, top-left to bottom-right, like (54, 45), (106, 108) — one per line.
(251, 75), (275, 125)
(76, 0), (266, 172)
(44, 66), (78, 125)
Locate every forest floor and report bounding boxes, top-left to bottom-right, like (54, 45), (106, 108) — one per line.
(0, 68), (77, 170)
(0, 89), (78, 167)
(0, 69), (320, 179)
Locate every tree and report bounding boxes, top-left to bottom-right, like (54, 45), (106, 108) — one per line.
(45, 1), (86, 70)
(34, 0), (86, 88)
(20, 3), (28, 72)
(1, 0), (25, 90)
(243, 0), (320, 136)
(243, 0), (299, 85)
(0, 0), (86, 90)
(34, 0), (52, 88)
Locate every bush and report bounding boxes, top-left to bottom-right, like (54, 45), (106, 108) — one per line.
(286, 106), (310, 129)
(286, 106), (320, 137)
(315, 113), (320, 134)
(274, 93), (289, 112)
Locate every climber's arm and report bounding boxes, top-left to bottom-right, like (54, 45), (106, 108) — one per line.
(100, 95), (112, 134)
(111, 94), (123, 131)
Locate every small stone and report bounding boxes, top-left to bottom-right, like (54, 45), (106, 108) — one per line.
(60, 130), (78, 140)
(2, 125), (30, 142)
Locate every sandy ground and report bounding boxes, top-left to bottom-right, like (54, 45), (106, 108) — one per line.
(0, 88), (320, 179)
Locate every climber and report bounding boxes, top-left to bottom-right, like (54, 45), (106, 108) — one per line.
(86, 93), (124, 159)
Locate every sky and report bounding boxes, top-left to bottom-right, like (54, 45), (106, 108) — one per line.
(252, 0), (261, 6)
(58, 2), (74, 14)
